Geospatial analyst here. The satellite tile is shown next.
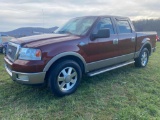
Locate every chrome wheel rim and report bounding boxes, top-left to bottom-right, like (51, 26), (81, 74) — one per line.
(141, 51), (148, 66)
(58, 67), (77, 91)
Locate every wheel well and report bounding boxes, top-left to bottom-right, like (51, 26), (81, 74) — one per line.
(45, 55), (85, 84)
(143, 44), (151, 55)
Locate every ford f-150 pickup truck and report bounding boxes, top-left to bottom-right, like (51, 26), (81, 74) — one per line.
(4, 15), (157, 96)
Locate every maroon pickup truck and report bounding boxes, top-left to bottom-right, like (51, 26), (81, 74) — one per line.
(4, 15), (157, 96)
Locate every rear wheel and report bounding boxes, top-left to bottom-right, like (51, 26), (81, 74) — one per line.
(135, 48), (149, 67)
(48, 60), (82, 97)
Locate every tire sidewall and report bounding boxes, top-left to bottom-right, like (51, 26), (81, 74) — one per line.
(49, 60), (82, 96)
(140, 48), (149, 67)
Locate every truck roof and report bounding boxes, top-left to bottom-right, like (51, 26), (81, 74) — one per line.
(76, 15), (129, 20)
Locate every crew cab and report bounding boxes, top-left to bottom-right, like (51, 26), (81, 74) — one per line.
(4, 15), (157, 96)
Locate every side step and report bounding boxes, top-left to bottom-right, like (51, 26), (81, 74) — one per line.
(87, 60), (135, 77)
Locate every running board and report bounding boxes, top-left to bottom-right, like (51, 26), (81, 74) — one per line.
(87, 61), (135, 77)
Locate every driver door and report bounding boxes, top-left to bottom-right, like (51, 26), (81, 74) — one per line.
(87, 17), (119, 71)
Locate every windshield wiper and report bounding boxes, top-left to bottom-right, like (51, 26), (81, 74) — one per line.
(58, 30), (73, 35)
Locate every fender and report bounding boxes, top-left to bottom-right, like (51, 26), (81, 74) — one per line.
(43, 52), (87, 72)
(136, 38), (152, 57)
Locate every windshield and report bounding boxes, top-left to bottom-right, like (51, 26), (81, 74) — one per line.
(56, 17), (97, 36)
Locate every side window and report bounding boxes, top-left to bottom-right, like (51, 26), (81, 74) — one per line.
(117, 20), (132, 34)
(93, 18), (115, 34)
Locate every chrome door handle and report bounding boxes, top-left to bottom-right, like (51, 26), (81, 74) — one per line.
(78, 42), (87, 46)
(113, 39), (119, 44)
(131, 37), (135, 42)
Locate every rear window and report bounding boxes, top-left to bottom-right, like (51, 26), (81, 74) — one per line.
(117, 20), (132, 34)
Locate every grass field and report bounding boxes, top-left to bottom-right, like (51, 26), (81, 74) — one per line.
(0, 43), (160, 120)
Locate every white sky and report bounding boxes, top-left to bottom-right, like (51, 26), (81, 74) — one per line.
(0, 0), (160, 32)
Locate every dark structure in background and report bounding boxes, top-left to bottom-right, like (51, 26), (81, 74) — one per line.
(0, 27), (58, 38)
(133, 19), (160, 36)
(0, 27), (58, 54)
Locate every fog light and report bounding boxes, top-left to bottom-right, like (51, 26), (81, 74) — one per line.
(17, 74), (29, 81)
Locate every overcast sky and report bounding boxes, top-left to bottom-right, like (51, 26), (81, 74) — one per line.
(0, 0), (159, 32)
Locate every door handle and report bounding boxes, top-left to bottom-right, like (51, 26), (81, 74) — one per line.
(78, 42), (87, 46)
(131, 37), (135, 42)
(113, 39), (119, 44)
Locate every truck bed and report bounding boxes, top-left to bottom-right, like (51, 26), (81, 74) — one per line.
(136, 31), (157, 52)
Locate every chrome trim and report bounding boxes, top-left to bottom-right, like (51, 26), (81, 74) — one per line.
(78, 42), (87, 46)
(86, 53), (135, 72)
(88, 60), (135, 76)
(141, 51), (148, 66)
(131, 37), (135, 42)
(7, 42), (21, 62)
(58, 67), (78, 91)
(43, 52), (87, 72)
(5, 64), (46, 84)
(5, 64), (12, 76)
(113, 38), (119, 44)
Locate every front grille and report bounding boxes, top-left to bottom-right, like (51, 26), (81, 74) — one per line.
(7, 42), (19, 61)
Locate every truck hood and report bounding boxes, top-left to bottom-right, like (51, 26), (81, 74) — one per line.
(10, 34), (81, 47)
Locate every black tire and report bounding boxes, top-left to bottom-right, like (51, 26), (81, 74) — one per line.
(135, 48), (149, 67)
(48, 60), (82, 97)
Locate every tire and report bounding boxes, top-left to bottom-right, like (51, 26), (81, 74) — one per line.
(48, 60), (82, 97)
(135, 48), (149, 67)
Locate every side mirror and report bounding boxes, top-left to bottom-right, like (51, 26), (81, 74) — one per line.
(91, 28), (110, 40)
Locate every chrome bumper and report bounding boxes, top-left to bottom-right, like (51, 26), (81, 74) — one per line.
(5, 64), (46, 84)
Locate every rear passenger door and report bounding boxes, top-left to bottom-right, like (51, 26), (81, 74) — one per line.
(114, 18), (136, 60)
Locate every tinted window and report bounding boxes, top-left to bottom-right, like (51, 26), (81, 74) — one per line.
(117, 20), (132, 34)
(93, 18), (115, 34)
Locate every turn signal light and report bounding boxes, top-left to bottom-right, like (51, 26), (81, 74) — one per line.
(35, 50), (42, 57)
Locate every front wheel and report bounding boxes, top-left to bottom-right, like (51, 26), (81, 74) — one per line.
(135, 48), (149, 67)
(48, 60), (82, 97)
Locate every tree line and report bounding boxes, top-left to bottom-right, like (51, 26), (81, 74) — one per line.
(133, 19), (160, 36)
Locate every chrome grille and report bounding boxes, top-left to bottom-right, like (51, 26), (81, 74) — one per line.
(7, 42), (20, 61)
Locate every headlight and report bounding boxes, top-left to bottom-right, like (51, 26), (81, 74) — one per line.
(18, 48), (42, 60)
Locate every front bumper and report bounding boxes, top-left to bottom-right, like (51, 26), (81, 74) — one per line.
(4, 60), (46, 85)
